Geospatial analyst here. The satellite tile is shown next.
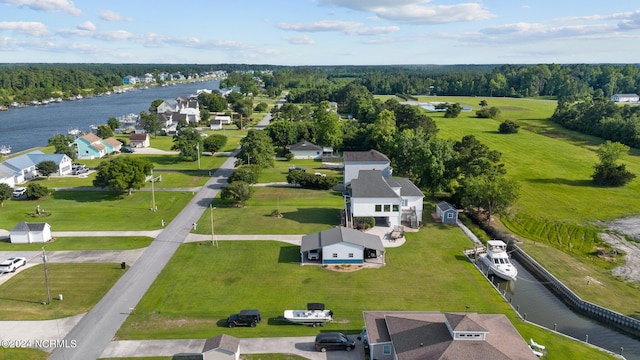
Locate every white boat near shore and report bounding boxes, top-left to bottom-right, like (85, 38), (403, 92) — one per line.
(478, 240), (518, 281)
(0, 145), (11, 156)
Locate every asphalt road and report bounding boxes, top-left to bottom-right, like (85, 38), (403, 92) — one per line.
(48, 152), (238, 360)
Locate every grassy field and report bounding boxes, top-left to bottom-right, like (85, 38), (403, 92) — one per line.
(2, 349), (48, 360)
(0, 191), (192, 231)
(117, 219), (615, 359)
(195, 187), (344, 235)
(0, 236), (152, 251)
(0, 263), (124, 320)
(256, 158), (342, 184)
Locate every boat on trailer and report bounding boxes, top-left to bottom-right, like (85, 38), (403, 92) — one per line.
(477, 240), (518, 281)
(283, 303), (333, 326)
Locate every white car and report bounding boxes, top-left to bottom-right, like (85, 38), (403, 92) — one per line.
(308, 249), (320, 260)
(0, 257), (27, 272)
(12, 187), (26, 198)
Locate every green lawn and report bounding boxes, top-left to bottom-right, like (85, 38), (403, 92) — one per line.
(0, 191), (192, 231)
(117, 221), (615, 359)
(0, 263), (125, 320)
(195, 187), (344, 235)
(2, 349), (48, 360)
(256, 159), (342, 184)
(0, 237), (152, 251)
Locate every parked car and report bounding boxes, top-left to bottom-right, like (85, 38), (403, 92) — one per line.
(121, 147), (134, 153)
(226, 309), (262, 328)
(288, 167), (306, 173)
(315, 332), (355, 352)
(0, 257), (27, 273)
(12, 187), (26, 198)
(307, 249), (320, 260)
(72, 167), (88, 175)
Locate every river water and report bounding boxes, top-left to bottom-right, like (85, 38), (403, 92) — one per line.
(0, 80), (220, 153)
(493, 258), (640, 359)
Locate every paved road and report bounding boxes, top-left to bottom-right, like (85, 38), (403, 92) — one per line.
(48, 153), (238, 360)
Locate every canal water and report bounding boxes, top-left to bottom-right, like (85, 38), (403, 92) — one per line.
(0, 80), (220, 153)
(493, 258), (640, 359)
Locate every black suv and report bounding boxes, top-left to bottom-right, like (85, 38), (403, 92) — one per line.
(315, 332), (355, 352)
(226, 309), (262, 328)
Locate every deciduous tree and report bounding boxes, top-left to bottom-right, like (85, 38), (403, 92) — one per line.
(235, 130), (275, 168)
(93, 157), (153, 195)
(36, 160), (58, 178)
(48, 134), (77, 160)
(0, 183), (12, 207)
(172, 127), (202, 161)
(220, 181), (253, 207)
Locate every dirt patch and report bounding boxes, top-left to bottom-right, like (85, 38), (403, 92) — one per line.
(600, 216), (640, 282)
(323, 265), (363, 272)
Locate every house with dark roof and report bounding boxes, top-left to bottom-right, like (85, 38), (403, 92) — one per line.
(129, 133), (150, 148)
(346, 170), (424, 229)
(10, 222), (52, 243)
(202, 334), (240, 360)
(300, 226), (385, 265)
(343, 149), (391, 186)
(363, 311), (538, 360)
(436, 201), (459, 224)
(0, 150), (73, 184)
(288, 141), (333, 160)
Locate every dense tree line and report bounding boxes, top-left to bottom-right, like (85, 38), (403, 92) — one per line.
(550, 99), (640, 148)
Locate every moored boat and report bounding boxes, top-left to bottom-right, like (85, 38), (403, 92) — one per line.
(0, 145), (11, 156)
(283, 303), (333, 326)
(478, 240), (518, 281)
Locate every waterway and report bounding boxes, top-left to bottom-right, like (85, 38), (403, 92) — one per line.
(492, 258), (640, 359)
(0, 80), (220, 153)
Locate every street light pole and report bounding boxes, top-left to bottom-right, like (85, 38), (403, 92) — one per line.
(210, 204), (217, 248)
(151, 169), (156, 212)
(42, 247), (51, 305)
(196, 143), (201, 170)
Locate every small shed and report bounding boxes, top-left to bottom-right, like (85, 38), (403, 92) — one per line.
(288, 141), (324, 159)
(301, 226), (385, 265)
(10, 222), (52, 244)
(436, 201), (458, 224)
(202, 334), (240, 360)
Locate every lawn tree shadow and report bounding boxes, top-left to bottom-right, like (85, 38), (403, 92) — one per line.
(52, 190), (126, 202)
(216, 318), (228, 328)
(454, 254), (470, 262)
(282, 208), (341, 225)
(526, 178), (593, 187)
(268, 316), (294, 325)
(0, 297), (45, 304)
(279, 246), (301, 264)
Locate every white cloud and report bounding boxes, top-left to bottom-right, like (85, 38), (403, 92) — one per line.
(317, 0), (494, 24)
(283, 35), (315, 45)
(0, 0), (82, 15)
(77, 21), (95, 31)
(0, 21), (48, 36)
(99, 9), (126, 22)
(350, 26), (399, 35)
(277, 20), (398, 36)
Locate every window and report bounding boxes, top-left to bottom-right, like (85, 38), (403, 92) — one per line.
(402, 199), (408, 207)
(384, 204), (391, 212)
(332, 253), (338, 258)
(348, 253), (354, 258)
(383, 344), (392, 355)
(447, 213), (454, 218)
(375, 204), (382, 212)
(392, 204), (399, 212)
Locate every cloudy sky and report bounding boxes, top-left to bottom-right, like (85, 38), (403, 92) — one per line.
(1, 0), (640, 65)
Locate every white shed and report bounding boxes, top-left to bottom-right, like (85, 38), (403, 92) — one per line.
(10, 222), (52, 244)
(202, 334), (240, 360)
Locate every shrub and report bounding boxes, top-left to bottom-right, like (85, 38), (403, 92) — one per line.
(476, 106), (501, 119)
(498, 120), (520, 134)
(284, 152), (294, 161)
(354, 217), (375, 230)
(26, 183), (51, 199)
(203, 134), (228, 153)
(229, 165), (261, 184)
(297, 173), (338, 190)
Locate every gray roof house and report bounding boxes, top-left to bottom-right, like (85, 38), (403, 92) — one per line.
(343, 149), (391, 186)
(202, 334), (240, 360)
(0, 150), (73, 184)
(363, 311), (538, 360)
(611, 93), (639, 103)
(288, 141), (332, 160)
(301, 226), (385, 265)
(347, 170), (424, 229)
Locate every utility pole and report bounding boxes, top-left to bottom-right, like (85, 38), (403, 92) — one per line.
(210, 204), (217, 248)
(150, 168), (156, 212)
(196, 143), (201, 170)
(42, 247), (51, 305)
(247, 155), (251, 166)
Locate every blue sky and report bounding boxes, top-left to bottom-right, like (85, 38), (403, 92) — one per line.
(1, 0), (640, 65)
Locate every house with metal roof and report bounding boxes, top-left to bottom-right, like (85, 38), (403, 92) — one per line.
(0, 150), (72, 184)
(343, 149), (391, 186)
(363, 311), (538, 360)
(346, 170), (424, 229)
(300, 226), (385, 265)
(10, 222), (52, 244)
(202, 334), (240, 360)
(611, 93), (639, 103)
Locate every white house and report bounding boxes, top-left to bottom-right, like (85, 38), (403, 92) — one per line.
(202, 334), (240, 360)
(10, 222), (52, 244)
(343, 150), (391, 186)
(300, 226), (385, 265)
(611, 94), (639, 103)
(129, 133), (150, 148)
(0, 151), (73, 184)
(288, 141), (323, 159)
(214, 115), (232, 124)
(347, 170), (424, 228)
